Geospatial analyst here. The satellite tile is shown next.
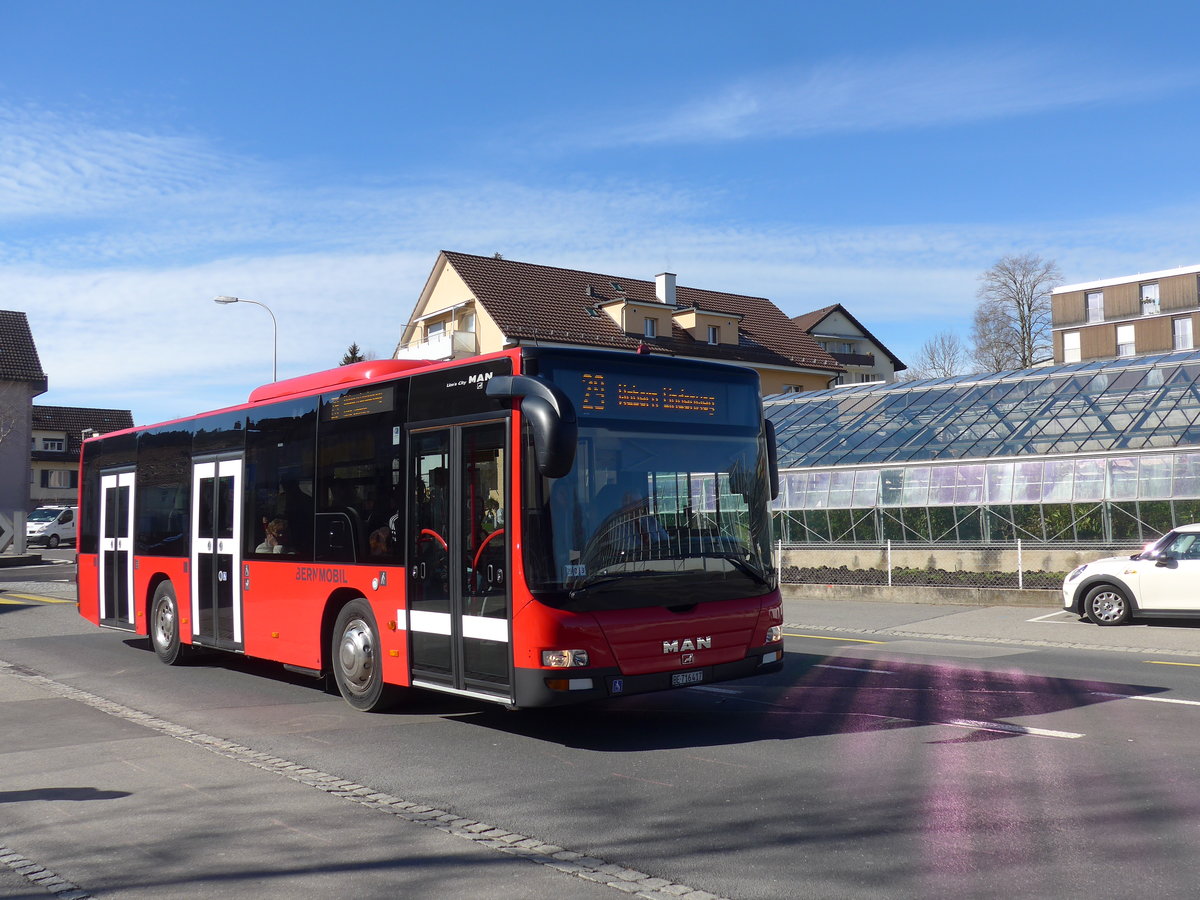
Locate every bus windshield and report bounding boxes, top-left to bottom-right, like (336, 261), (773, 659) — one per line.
(524, 354), (775, 610)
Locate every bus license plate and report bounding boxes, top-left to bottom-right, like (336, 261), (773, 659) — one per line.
(671, 670), (704, 687)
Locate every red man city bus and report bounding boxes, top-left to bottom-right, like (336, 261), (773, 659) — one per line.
(77, 347), (784, 710)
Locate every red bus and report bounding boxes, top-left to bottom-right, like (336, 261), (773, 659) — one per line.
(77, 347), (784, 710)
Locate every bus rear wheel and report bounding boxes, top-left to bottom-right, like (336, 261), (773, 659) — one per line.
(332, 599), (397, 712)
(150, 581), (189, 665)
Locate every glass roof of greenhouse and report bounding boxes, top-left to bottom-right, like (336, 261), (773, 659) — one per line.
(764, 348), (1200, 469)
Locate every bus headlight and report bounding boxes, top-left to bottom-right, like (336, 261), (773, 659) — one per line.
(542, 649), (589, 668)
(766, 626), (783, 644)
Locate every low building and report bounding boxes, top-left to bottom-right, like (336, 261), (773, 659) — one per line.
(0, 311), (48, 514)
(394, 251), (843, 394)
(765, 348), (1200, 547)
(31, 406), (134, 508)
(1052, 263), (1200, 364)
(791, 303), (906, 384)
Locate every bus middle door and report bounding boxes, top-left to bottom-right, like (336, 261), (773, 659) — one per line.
(190, 456), (245, 649)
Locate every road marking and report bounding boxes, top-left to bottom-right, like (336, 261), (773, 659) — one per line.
(1094, 690), (1200, 708)
(690, 685), (741, 695)
(0, 598), (34, 606)
(814, 664), (894, 675)
(945, 718), (1085, 740)
(1, 593), (73, 604)
(1026, 611), (1075, 623)
(1144, 660), (1200, 668)
(785, 633), (886, 644)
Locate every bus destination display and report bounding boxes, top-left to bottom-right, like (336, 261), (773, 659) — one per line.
(325, 385), (394, 421)
(581, 372), (717, 417)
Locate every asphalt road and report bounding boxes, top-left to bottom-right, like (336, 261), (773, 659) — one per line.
(5, 559), (1200, 899)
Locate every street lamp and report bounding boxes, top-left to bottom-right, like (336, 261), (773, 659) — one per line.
(213, 295), (278, 382)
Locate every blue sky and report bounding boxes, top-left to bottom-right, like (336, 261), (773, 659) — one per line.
(4, 0), (1200, 424)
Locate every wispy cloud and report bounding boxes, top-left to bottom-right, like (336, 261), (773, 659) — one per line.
(572, 47), (1197, 148)
(0, 103), (242, 219)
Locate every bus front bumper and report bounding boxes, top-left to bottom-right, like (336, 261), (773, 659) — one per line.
(512, 645), (784, 708)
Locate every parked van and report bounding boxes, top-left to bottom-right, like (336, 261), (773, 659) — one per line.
(26, 506), (77, 548)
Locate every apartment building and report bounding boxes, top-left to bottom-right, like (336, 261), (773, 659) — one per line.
(1051, 263), (1200, 363)
(395, 251), (844, 394)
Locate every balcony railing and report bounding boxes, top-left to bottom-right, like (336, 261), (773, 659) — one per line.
(830, 351), (875, 367)
(396, 330), (477, 360)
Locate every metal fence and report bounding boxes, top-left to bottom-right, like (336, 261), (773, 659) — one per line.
(775, 539), (1147, 591)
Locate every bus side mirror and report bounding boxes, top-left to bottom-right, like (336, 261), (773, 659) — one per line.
(765, 419), (780, 501)
(487, 375), (578, 479)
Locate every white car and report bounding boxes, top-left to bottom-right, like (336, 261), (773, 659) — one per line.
(25, 505), (77, 548)
(1063, 523), (1200, 625)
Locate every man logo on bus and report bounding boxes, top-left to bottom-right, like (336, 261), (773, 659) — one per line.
(663, 636), (712, 654)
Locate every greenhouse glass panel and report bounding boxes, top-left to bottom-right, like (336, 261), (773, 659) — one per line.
(901, 467), (930, 505)
(1174, 453), (1200, 498)
(1013, 461), (1044, 503)
(1107, 458), (1139, 501)
(929, 467), (957, 505)
(1073, 504), (1104, 540)
(1141, 500), (1173, 536)
(805, 471), (831, 509)
(1042, 460), (1075, 503)
(954, 465), (985, 504)
(1174, 499), (1200, 525)
(1139, 456), (1173, 499)
(1073, 459), (1105, 501)
(852, 469), (879, 506)
(783, 471), (808, 509)
(879, 468), (905, 506)
(827, 470), (855, 508)
(986, 463), (1014, 503)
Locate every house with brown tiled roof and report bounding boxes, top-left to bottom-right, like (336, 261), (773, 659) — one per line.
(395, 251), (843, 394)
(30, 405), (134, 508)
(0, 310), (48, 516)
(791, 303), (906, 385)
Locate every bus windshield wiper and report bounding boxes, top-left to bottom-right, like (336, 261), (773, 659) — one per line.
(568, 570), (665, 599)
(706, 553), (770, 586)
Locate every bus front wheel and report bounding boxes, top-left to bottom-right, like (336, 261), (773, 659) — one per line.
(150, 581), (189, 665)
(332, 599), (397, 712)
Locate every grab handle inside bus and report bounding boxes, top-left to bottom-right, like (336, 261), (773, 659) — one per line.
(486, 375), (578, 478)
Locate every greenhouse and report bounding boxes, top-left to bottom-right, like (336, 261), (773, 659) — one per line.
(764, 348), (1200, 544)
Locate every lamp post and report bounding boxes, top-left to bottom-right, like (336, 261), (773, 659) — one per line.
(213, 295), (278, 382)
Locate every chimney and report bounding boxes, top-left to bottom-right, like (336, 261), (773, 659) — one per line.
(655, 272), (677, 306)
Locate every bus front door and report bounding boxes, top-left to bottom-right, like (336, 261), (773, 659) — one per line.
(98, 470), (136, 629)
(190, 457), (244, 649)
(408, 422), (510, 701)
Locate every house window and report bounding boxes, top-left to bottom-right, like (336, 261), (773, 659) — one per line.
(1174, 317), (1193, 350)
(1141, 283), (1160, 315)
(40, 470), (77, 489)
(42, 438), (64, 452)
(1116, 324), (1136, 357)
(783, 385), (804, 393)
(707, 325), (719, 345)
(1063, 331), (1081, 363)
(1086, 290), (1104, 323)
(644, 317), (656, 338)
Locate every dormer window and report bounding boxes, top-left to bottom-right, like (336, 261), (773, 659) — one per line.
(644, 317), (657, 338)
(42, 438), (64, 452)
(707, 325), (719, 345)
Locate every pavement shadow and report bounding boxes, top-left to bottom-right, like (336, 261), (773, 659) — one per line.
(463, 650), (1168, 752)
(0, 787), (131, 803)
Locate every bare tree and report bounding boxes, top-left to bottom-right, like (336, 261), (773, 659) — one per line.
(902, 331), (970, 380)
(973, 253), (1061, 370)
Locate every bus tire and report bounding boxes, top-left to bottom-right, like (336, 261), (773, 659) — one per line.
(332, 598), (397, 712)
(150, 581), (189, 665)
